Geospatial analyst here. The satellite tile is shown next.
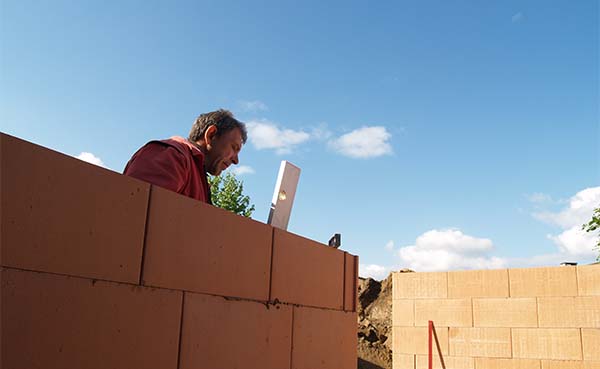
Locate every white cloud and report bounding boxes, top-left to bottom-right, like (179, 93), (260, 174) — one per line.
(76, 152), (106, 168)
(229, 165), (255, 176)
(527, 192), (552, 204)
(384, 240), (395, 251)
(359, 264), (391, 280)
(512, 12), (524, 23)
(532, 187), (600, 259)
(396, 229), (506, 272)
(533, 187), (600, 229)
(239, 100), (268, 112)
(310, 123), (333, 141)
(246, 119), (310, 154)
(328, 126), (392, 159)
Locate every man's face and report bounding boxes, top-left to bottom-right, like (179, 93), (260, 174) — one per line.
(204, 127), (243, 176)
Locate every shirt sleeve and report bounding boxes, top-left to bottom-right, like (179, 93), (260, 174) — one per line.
(123, 142), (189, 193)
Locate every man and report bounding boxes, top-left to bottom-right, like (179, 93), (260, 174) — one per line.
(124, 109), (247, 204)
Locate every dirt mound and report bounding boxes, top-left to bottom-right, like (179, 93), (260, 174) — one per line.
(357, 269), (413, 369)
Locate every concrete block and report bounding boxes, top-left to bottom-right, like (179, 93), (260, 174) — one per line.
(1, 133), (149, 284)
(512, 328), (582, 360)
(475, 358), (541, 369)
(142, 186), (272, 301)
(291, 306), (357, 369)
(582, 329), (600, 361)
(448, 269), (509, 298)
(473, 298), (538, 328)
(393, 299), (414, 327)
(449, 327), (511, 358)
(393, 272), (448, 299)
(393, 354), (415, 369)
(1, 268), (182, 369)
(179, 292), (292, 369)
(344, 253), (358, 312)
(271, 229), (345, 310)
(542, 362), (600, 369)
(509, 266), (578, 297)
(538, 297), (600, 328)
(577, 265), (600, 296)
(416, 355), (474, 369)
(393, 326), (449, 355)
(414, 298), (472, 327)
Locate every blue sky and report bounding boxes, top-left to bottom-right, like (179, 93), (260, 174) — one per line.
(2, 0), (598, 279)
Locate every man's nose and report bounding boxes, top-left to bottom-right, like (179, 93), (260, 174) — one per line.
(232, 153), (239, 165)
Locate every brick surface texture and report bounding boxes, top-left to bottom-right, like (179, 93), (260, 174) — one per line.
(1, 134), (358, 369)
(393, 265), (600, 369)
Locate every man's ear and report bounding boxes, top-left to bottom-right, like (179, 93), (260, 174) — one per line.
(204, 125), (218, 147)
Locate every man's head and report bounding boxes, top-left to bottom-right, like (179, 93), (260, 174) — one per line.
(189, 109), (247, 176)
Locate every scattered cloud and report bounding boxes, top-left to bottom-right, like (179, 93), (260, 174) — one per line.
(76, 152), (106, 168)
(246, 119), (310, 154)
(512, 12), (524, 23)
(359, 264), (391, 280)
(396, 229), (506, 272)
(384, 240), (395, 251)
(328, 126), (393, 159)
(310, 123), (333, 141)
(533, 187), (600, 229)
(239, 100), (268, 112)
(527, 192), (553, 204)
(230, 165), (255, 176)
(533, 187), (600, 258)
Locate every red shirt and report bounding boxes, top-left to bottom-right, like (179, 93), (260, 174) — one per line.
(123, 136), (211, 203)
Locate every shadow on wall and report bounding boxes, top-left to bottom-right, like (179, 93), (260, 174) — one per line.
(358, 358), (386, 369)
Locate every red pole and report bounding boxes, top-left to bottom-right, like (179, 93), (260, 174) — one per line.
(428, 320), (433, 369)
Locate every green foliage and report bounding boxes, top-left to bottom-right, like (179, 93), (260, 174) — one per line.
(582, 206), (600, 261)
(208, 172), (255, 218)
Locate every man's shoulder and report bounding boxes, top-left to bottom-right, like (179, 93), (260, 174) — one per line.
(146, 137), (193, 156)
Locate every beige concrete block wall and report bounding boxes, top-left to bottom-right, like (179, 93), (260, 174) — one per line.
(393, 265), (600, 369)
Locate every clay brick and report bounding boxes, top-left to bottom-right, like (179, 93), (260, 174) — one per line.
(142, 186), (272, 301)
(577, 265), (600, 296)
(393, 354), (415, 369)
(448, 269), (509, 298)
(509, 266), (578, 297)
(542, 361), (584, 369)
(344, 253), (358, 312)
(179, 292), (292, 369)
(475, 358), (541, 369)
(1, 268), (182, 369)
(291, 306), (356, 369)
(393, 326), (449, 355)
(393, 272), (448, 299)
(538, 297), (600, 328)
(414, 298), (472, 327)
(393, 299), (414, 327)
(449, 327), (511, 358)
(416, 355), (474, 369)
(473, 298), (538, 328)
(582, 329), (600, 361)
(1, 133), (149, 284)
(271, 229), (344, 310)
(512, 328), (582, 360)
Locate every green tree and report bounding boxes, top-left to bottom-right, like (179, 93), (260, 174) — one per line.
(208, 172), (255, 218)
(582, 206), (600, 261)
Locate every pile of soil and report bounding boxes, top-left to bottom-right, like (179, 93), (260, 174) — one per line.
(357, 269), (414, 369)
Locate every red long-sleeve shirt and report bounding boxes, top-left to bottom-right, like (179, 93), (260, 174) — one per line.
(123, 136), (211, 203)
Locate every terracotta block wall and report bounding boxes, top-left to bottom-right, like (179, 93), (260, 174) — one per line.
(392, 265), (600, 369)
(0, 133), (358, 369)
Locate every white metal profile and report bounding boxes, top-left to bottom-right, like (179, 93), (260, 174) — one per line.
(267, 160), (301, 231)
